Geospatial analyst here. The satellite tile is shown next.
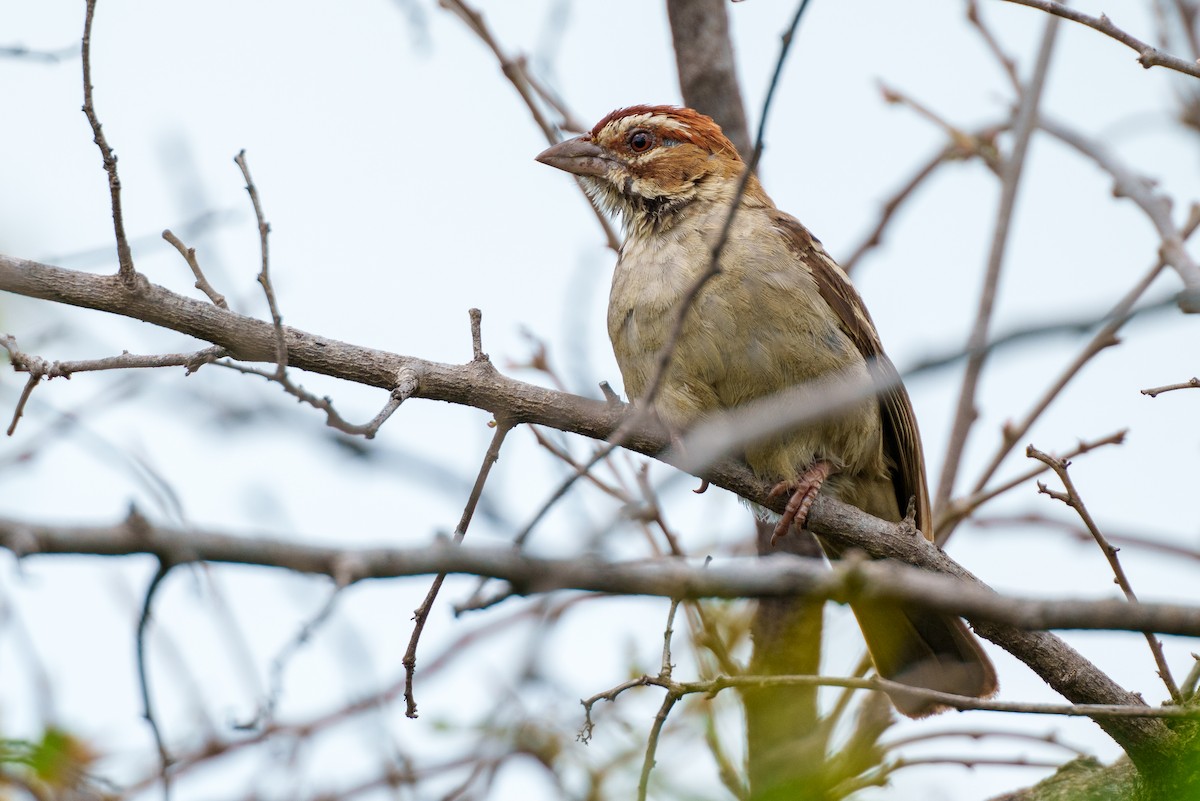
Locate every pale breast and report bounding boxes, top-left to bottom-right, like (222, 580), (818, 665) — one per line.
(607, 206), (886, 481)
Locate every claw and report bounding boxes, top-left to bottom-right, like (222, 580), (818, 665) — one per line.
(769, 460), (834, 546)
(693, 479), (710, 494)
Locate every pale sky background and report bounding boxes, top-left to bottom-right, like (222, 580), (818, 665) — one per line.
(2, 1), (1200, 799)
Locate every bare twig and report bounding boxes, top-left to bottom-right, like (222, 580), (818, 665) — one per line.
(214, 360), (416, 438)
(936, 430), (1128, 536)
(940, 206), (1200, 541)
(4, 374), (39, 437)
(638, 691), (679, 801)
(588, 670), (1197, 721)
(1039, 118), (1200, 307)
(1001, 0), (1200, 79)
(81, 0), (135, 283)
(842, 142), (968, 274)
(967, 0), (1021, 90)
(0, 253), (1178, 502)
(974, 511), (1200, 564)
(883, 727), (1088, 756)
(136, 555), (176, 799)
(935, 13), (1062, 517)
(1142, 376), (1200, 397)
(403, 418), (514, 718)
(162, 229), (228, 309)
(233, 150), (285, 375)
(1028, 445), (1181, 701)
(631, 598), (685, 800)
(0, 335), (227, 435)
(704, 713), (749, 800)
(245, 585), (346, 731)
(439, 0), (620, 251)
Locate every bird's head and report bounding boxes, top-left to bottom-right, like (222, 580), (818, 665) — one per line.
(536, 105), (761, 235)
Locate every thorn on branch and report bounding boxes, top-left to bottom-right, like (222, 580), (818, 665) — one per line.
(469, 307), (488, 363)
(599, 381), (621, 406)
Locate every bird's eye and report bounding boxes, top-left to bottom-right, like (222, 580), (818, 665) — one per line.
(628, 130), (654, 153)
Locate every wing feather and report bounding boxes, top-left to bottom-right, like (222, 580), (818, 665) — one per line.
(770, 212), (934, 539)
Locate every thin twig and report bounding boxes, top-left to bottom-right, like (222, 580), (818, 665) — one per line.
(403, 418), (514, 718)
(974, 511), (1200, 565)
(660, 599), (680, 679)
(162, 229), (228, 309)
(1028, 445), (1181, 701)
(5, 375), (39, 437)
(214, 360), (415, 438)
(241, 586), (346, 731)
(940, 205), (1200, 541)
(634, 468), (741, 675)
(967, 0), (1021, 91)
(136, 555), (176, 800)
(936, 430), (1128, 536)
(934, 13), (1061, 518)
(438, 0), (619, 251)
(1039, 117), (1200, 306)
(233, 150), (286, 376)
(1001, 0), (1200, 79)
(1141, 376), (1200, 397)
(842, 142), (964, 274)
(883, 727), (1088, 756)
(81, 0), (135, 282)
(586, 670), (1199, 719)
(637, 691), (679, 801)
(0, 335), (227, 435)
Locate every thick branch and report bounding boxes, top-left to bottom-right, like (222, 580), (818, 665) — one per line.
(666, 0), (751, 155)
(0, 253), (1178, 765)
(6, 513), (1200, 638)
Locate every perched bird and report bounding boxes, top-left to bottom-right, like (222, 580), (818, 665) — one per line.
(536, 105), (996, 716)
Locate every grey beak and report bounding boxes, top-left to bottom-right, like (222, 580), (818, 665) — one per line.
(535, 136), (609, 178)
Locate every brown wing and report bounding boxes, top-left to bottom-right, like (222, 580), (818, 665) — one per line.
(771, 211), (934, 540)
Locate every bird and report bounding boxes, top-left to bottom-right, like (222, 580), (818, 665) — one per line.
(536, 105), (997, 716)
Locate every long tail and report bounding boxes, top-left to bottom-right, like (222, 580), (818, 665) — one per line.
(849, 600), (998, 717)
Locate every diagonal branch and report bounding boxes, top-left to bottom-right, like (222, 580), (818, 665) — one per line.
(935, 13), (1062, 517)
(1028, 445), (1181, 700)
(1000, 0), (1200, 79)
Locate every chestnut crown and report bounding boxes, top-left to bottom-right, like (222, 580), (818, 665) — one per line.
(536, 105), (765, 233)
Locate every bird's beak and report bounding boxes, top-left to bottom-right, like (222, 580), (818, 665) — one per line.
(536, 136), (609, 178)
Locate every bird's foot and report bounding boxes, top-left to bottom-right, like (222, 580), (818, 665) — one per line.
(768, 460), (834, 546)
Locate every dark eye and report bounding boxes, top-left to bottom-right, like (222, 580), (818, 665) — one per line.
(628, 130), (654, 153)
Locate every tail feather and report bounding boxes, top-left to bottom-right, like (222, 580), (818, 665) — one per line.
(851, 600), (998, 717)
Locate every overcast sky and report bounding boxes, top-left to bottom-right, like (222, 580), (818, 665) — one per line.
(3, 2), (1200, 799)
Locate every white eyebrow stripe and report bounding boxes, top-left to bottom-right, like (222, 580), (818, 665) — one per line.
(602, 113), (691, 138)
